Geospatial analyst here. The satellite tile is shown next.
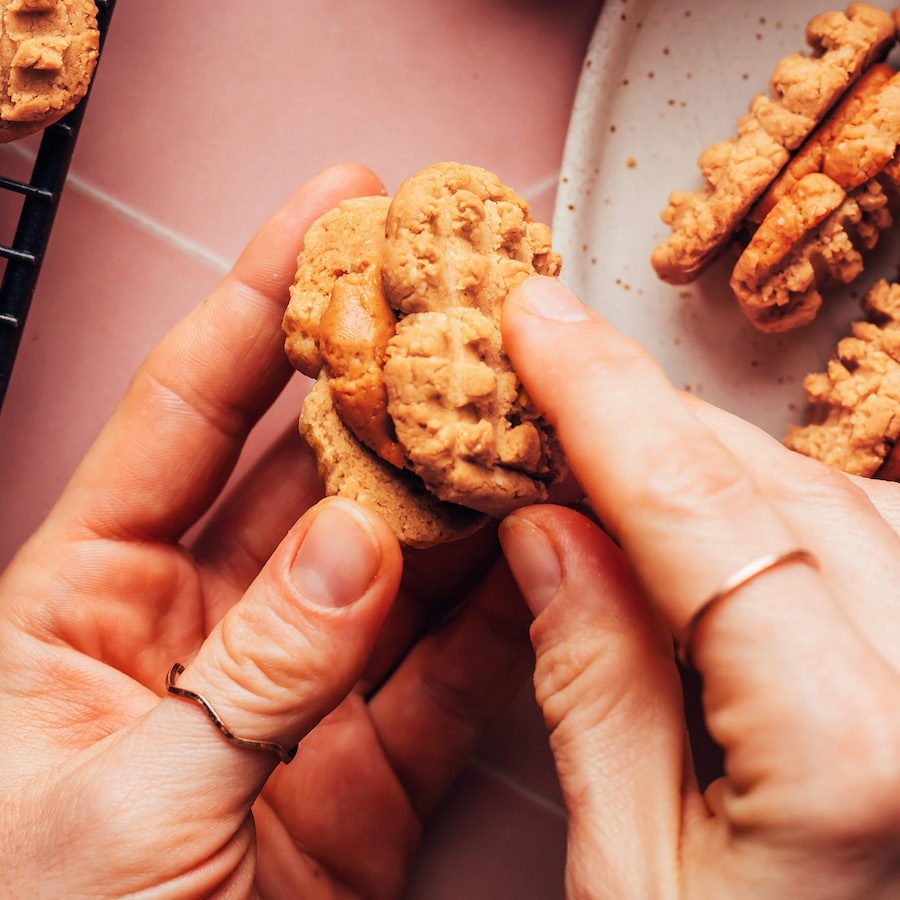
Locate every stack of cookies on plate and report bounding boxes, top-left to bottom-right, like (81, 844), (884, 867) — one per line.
(653, 2), (900, 482)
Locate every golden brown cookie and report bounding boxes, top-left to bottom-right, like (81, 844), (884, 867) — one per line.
(785, 278), (900, 476)
(380, 162), (565, 517)
(381, 162), (562, 315)
(283, 163), (566, 543)
(749, 63), (894, 223)
(314, 265), (405, 469)
(731, 174), (891, 332)
(824, 67), (900, 187)
(300, 374), (486, 549)
(651, 2), (896, 285)
(0, 0), (99, 142)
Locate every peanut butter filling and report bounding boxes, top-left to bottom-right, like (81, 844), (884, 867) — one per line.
(316, 265), (406, 470)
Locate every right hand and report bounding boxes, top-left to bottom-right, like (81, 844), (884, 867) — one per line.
(499, 274), (900, 899)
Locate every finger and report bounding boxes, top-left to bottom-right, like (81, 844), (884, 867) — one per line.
(366, 554), (534, 821)
(53, 164), (386, 543)
(683, 393), (900, 662)
(192, 423), (325, 613)
(198, 436), (503, 688)
(499, 505), (691, 898)
(62, 498), (402, 885)
(502, 276), (899, 811)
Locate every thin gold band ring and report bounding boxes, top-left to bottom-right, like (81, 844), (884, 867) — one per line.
(677, 548), (821, 668)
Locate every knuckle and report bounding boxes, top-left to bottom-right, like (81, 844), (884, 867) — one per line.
(533, 625), (668, 747)
(579, 339), (655, 387)
(785, 452), (866, 507)
(215, 602), (321, 708)
(628, 431), (758, 523)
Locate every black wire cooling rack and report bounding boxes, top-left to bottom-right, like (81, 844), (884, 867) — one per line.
(0, 0), (116, 414)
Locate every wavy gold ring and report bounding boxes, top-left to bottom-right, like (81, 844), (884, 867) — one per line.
(166, 663), (298, 765)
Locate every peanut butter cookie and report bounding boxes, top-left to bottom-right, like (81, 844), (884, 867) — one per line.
(283, 195), (405, 468)
(785, 278), (900, 477)
(732, 174), (891, 332)
(300, 374), (486, 549)
(0, 0), (99, 142)
(283, 163), (567, 545)
(749, 62), (894, 223)
(284, 195), (391, 379)
(731, 152), (895, 333)
(381, 162), (565, 517)
(824, 67), (900, 188)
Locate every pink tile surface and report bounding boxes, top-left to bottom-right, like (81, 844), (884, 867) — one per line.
(408, 762), (567, 900)
(475, 683), (564, 808)
(0, 1), (601, 894)
(0, 179), (224, 566)
(71, 0), (599, 264)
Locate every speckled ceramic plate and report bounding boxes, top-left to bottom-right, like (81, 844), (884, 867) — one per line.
(553, 0), (899, 439)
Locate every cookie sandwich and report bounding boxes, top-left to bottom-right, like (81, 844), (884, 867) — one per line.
(652, 2), (900, 333)
(282, 162), (567, 548)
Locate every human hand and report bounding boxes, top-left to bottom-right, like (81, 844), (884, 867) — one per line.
(499, 275), (900, 899)
(0, 164), (534, 900)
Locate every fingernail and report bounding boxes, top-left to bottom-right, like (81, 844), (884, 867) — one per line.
(517, 276), (591, 322)
(291, 500), (381, 607)
(499, 517), (563, 615)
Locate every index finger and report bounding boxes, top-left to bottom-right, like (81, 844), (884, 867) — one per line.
(502, 276), (804, 612)
(52, 163), (386, 543)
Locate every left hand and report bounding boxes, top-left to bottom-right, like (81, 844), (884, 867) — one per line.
(0, 164), (534, 900)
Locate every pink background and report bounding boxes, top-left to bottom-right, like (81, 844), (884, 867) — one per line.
(0, 1), (603, 895)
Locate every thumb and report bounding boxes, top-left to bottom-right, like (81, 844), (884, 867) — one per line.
(70, 497), (402, 882)
(499, 506), (689, 899)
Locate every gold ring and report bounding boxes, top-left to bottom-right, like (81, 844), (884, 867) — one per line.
(166, 663), (298, 765)
(677, 548), (820, 668)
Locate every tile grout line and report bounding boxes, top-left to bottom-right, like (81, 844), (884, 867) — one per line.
(6, 139), (560, 274)
(522, 169), (562, 205)
(4, 144), (233, 275)
(469, 757), (567, 820)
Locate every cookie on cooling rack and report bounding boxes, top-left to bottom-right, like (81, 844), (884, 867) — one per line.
(0, 0), (100, 142)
